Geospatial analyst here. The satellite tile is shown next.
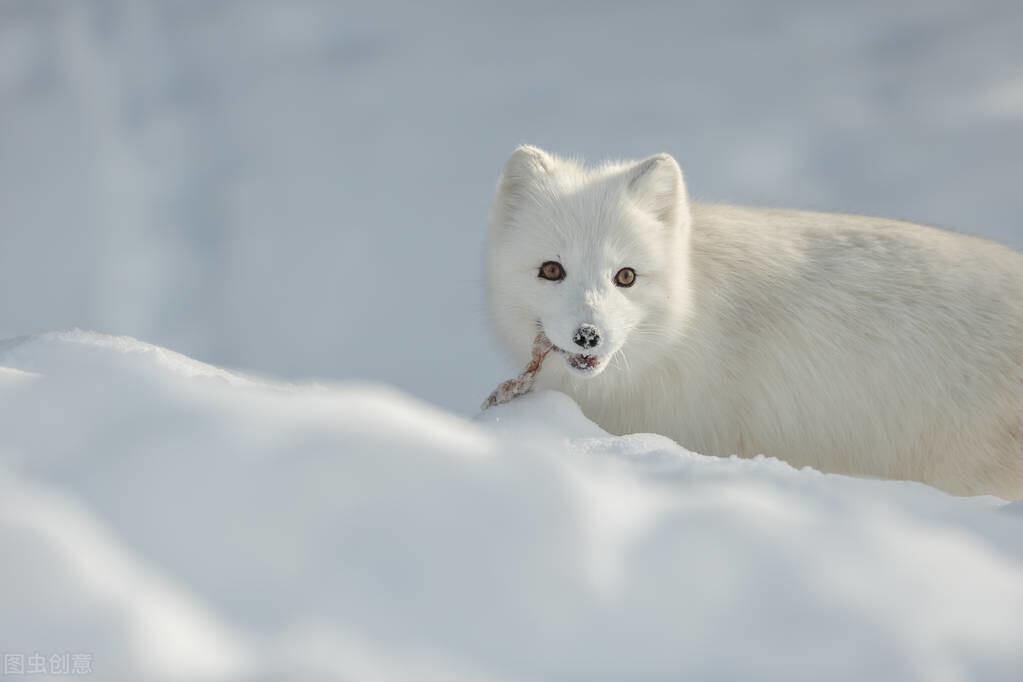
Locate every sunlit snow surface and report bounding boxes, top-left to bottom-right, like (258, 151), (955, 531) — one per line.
(2, 332), (1022, 681)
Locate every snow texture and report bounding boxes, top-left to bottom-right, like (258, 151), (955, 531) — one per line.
(2, 331), (1022, 682)
(2, 1), (1022, 413)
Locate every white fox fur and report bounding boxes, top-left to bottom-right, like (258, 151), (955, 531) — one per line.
(485, 145), (1023, 499)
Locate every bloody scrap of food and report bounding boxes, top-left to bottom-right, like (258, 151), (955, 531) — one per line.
(480, 332), (554, 410)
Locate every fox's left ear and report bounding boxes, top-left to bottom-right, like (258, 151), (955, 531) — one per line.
(626, 154), (688, 228)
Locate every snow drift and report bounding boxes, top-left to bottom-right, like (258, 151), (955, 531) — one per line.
(2, 331), (1023, 682)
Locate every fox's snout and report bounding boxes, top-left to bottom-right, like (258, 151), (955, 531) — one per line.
(572, 324), (602, 350)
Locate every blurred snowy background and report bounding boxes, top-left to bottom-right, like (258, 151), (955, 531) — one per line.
(2, 0), (1022, 412)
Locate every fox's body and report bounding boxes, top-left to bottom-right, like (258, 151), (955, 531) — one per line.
(485, 146), (1023, 498)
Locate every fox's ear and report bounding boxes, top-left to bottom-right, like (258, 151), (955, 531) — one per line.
(497, 145), (553, 198)
(626, 153), (687, 227)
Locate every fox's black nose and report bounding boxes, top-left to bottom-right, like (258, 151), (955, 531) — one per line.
(572, 324), (601, 350)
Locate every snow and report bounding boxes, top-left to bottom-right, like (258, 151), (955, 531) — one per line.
(2, 1), (1022, 412)
(2, 331), (1023, 681)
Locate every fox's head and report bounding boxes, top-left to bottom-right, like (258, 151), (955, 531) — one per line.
(486, 146), (693, 382)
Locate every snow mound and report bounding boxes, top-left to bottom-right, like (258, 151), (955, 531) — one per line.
(2, 332), (1022, 682)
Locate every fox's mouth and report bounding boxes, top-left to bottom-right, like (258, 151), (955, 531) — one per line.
(552, 345), (603, 373)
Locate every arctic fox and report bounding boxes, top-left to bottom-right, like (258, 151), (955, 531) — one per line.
(485, 145), (1023, 499)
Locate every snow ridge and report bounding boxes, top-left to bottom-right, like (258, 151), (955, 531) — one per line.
(2, 332), (1022, 682)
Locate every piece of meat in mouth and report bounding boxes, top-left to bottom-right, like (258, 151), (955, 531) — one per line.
(567, 354), (599, 370)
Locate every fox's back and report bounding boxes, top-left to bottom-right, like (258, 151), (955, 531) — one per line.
(636, 204), (1023, 495)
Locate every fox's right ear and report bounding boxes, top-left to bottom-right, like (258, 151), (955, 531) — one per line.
(626, 153), (688, 229)
(496, 145), (553, 206)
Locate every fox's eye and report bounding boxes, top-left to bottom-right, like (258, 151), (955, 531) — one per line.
(614, 267), (636, 287)
(539, 261), (566, 281)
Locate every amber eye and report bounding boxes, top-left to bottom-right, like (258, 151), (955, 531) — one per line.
(539, 261), (566, 281)
(614, 267), (636, 287)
